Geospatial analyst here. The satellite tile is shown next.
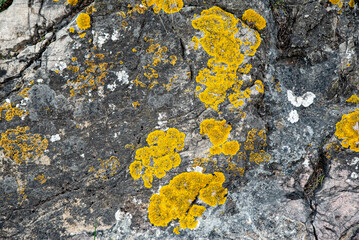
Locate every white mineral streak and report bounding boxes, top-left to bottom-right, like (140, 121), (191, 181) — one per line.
(288, 110), (299, 123)
(287, 90), (316, 107)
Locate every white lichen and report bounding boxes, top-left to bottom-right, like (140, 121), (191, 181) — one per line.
(50, 134), (61, 142)
(287, 90), (316, 107)
(116, 70), (129, 85)
(288, 110), (299, 123)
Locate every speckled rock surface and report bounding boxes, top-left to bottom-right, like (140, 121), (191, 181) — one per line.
(0, 0), (358, 239)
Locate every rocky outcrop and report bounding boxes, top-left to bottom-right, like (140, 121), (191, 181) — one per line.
(0, 0), (358, 239)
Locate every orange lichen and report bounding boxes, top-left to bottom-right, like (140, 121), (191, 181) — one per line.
(192, 7), (266, 111)
(0, 102), (25, 121)
(129, 128), (186, 188)
(77, 13), (91, 30)
(242, 9), (266, 30)
(346, 95), (359, 103)
(145, 0), (183, 14)
(335, 109), (359, 152)
(0, 126), (48, 164)
(148, 172), (227, 233)
(89, 156), (121, 180)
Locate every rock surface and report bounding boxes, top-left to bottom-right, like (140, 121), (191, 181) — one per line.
(0, 0), (358, 239)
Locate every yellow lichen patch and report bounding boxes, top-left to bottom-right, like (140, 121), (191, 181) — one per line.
(34, 174), (46, 184)
(66, 56), (112, 97)
(79, 32), (86, 38)
(249, 150), (271, 165)
(222, 141), (240, 155)
(77, 13), (91, 30)
(192, 7), (265, 111)
(69, 27), (75, 33)
(254, 80), (264, 93)
(18, 88), (30, 98)
(349, 0), (355, 7)
(129, 128), (186, 188)
(72, 57), (77, 62)
(132, 101), (140, 109)
(67, 0), (78, 5)
(200, 119), (231, 147)
(86, 5), (97, 14)
(0, 126), (48, 164)
(346, 95), (359, 103)
(0, 102), (25, 121)
(90, 156), (121, 180)
(335, 109), (359, 152)
(242, 9), (266, 30)
(148, 172), (227, 233)
(145, 0), (183, 14)
(169, 55), (177, 66)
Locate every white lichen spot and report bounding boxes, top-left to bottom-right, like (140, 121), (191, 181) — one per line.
(187, 166), (203, 173)
(98, 86), (105, 98)
(37, 79), (43, 83)
(116, 70), (129, 85)
(50, 134), (61, 142)
(107, 81), (117, 91)
(109, 104), (116, 110)
(350, 172), (358, 179)
(288, 110), (299, 123)
(56, 61), (67, 71)
(5, 98), (10, 103)
(111, 30), (120, 41)
(94, 32), (110, 48)
(80, 154), (85, 158)
(303, 157), (310, 168)
(287, 90), (316, 107)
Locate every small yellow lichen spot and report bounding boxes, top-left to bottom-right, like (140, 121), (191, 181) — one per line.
(173, 226), (180, 235)
(55, 70), (59, 73)
(86, 5), (97, 14)
(346, 95), (359, 104)
(335, 109), (359, 152)
(0, 103), (25, 121)
(222, 141), (240, 155)
(132, 101), (140, 109)
(77, 13), (91, 30)
(34, 174), (46, 184)
(18, 88), (30, 98)
(132, 48), (137, 52)
(95, 54), (105, 59)
(196, 86), (202, 91)
(119, 60), (123, 64)
(169, 55), (177, 66)
(349, 0), (355, 7)
(122, 20), (128, 27)
(72, 57), (77, 62)
(69, 27), (75, 33)
(148, 172), (227, 233)
(67, 0), (78, 5)
(92, 156), (121, 180)
(249, 150), (271, 164)
(329, 0), (341, 5)
(242, 9), (266, 30)
(88, 166), (95, 172)
(200, 119), (232, 147)
(255, 80), (264, 93)
(79, 32), (86, 38)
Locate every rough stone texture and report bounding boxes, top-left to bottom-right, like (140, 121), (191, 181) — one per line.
(0, 0), (359, 239)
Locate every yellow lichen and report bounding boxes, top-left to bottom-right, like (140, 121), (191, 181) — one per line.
(349, 0), (355, 7)
(249, 150), (271, 165)
(69, 27), (75, 33)
(169, 55), (177, 66)
(77, 13), (91, 30)
(145, 0), (183, 14)
(18, 88), (30, 98)
(34, 174), (46, 184)
(132, 101), (140, 109)
(335, 109), (359, 152)
(90, 156), (121, 180)
(346, 95), (359, 103)
(67, 0), (78, 5)
(0, 126), (48, 164)
(254, 80), (264, 93)
(222, 141), (240, 155)
(242, 9), (266, 30)
(192, 7), (265, 111)
(129, 128), (186, 188)
(148, 172), (227, 233)
(79, 32), (86, 38)
(0, 103), (25, 121)
(200, 119), (231, 147)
